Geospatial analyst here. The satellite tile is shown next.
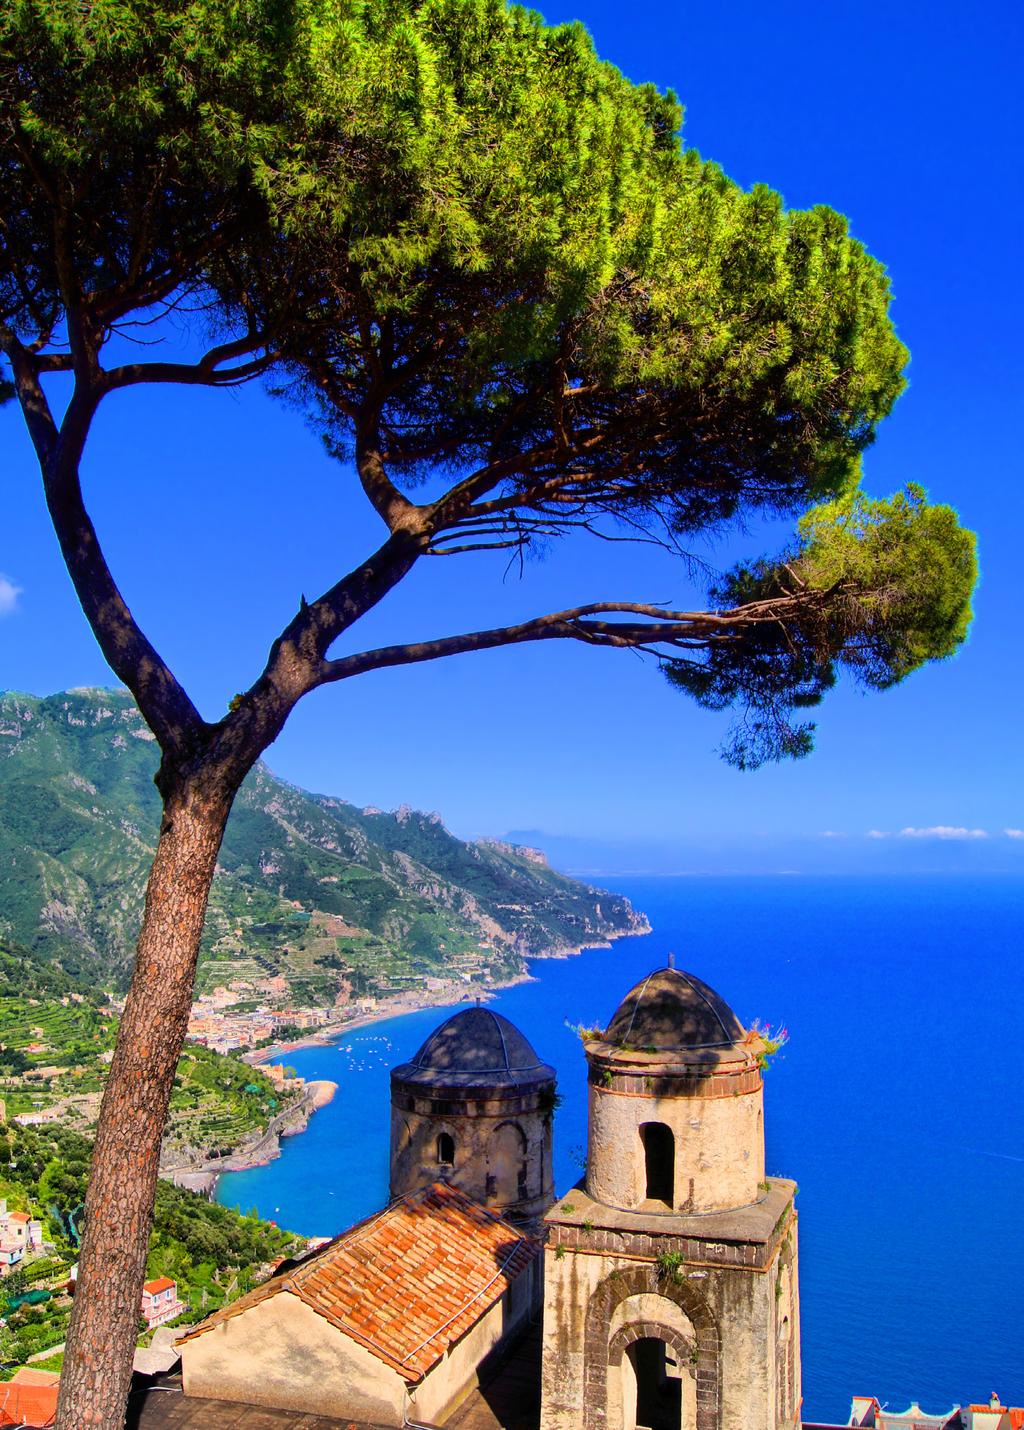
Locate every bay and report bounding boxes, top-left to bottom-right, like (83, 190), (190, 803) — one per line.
(216, 874), (1024, 1422)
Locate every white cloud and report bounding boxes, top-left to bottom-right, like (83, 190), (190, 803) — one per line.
(866, 829), (889, 839)
(1005, 829), (1024, 840)
(0, 574), (21, 617)
(820, 830), (846, 839)
(899, 825), (988, 840)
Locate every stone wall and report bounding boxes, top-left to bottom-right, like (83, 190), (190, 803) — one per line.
(390, 1082), (554, 1223)
(584, 1051), (764, 1215)
(539, 1183), (799, 1430)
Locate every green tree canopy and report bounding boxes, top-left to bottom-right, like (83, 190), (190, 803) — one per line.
(0, 2), (978, 1424)
(666, 485), (977, 765)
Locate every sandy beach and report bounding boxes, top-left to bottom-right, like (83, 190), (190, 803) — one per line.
(242, 922), (649, 1067)
(243, 970), (536, 1064)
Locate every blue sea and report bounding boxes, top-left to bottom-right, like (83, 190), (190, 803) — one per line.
(216, 875), (1024, 1422)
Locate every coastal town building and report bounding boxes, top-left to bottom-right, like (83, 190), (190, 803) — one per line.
(185, 989), (353, 1056)
(798, 1392), (1024, 1430)
(141, 1277), (186, 1330)
(0, 1367), (60, 1427)
(0, 1243), (23, 1273)
(961, 1399), (1024, 1430)
(0, 1201), (45, 1275)
(178, 1181), (540, 1424)
(0, 1205), (44, 1252)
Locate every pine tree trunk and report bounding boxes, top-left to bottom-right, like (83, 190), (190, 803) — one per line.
(54, 774), (234, 1429)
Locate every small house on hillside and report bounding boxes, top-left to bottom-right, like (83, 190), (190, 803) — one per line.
(0, 1205), (43, 1253)
(141, 1276), (185, 1330)
(178, 1182), (540, 1426)
(0, 1243), (24, 1275)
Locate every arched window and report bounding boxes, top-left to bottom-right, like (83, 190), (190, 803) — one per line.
(640, 1122), (674, 1206)
(488, 1121), (528, 1203)
(437, 1132), (455, 1166)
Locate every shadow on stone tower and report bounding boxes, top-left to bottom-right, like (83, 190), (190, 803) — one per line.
(389, 1005), (557, 1226)
(540, 966), (800, 1430)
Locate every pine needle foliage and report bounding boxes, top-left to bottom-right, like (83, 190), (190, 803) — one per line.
(0, 0), (977, 756)
(666, 486), (977, 767)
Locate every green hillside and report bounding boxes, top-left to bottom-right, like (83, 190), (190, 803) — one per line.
(0, 689), (645, 994)
(0, 937), (296, 1158)
(0, 1119), (299, 1367)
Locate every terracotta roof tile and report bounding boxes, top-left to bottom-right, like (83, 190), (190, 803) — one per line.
(0, 1379), (58, 1426)
(143, 1277), (176, 1295)
(179, 1183), (538, 1384)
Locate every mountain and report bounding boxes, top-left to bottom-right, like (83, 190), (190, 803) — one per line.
(0, 689), (646, 995)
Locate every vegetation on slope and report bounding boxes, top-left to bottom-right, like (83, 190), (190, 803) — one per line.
(0, 1121), (298, 1367)
(0, 688), (643, 994)
(0, 938), (293, 1157)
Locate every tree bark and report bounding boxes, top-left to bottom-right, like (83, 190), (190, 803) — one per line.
(54, 773), (235, 1429)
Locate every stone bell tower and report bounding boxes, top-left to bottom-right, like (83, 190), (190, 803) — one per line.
(389, 1005), (557, 1225)
(540, 966), (800, 1430)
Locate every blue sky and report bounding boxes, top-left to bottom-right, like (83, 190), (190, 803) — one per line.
(2, 0), (1022, 872)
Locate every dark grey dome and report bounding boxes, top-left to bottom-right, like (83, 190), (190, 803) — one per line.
(412, 1007), (545, 1074)
(604, 967), (746, 1051)
(391, 1007), (555, 1091)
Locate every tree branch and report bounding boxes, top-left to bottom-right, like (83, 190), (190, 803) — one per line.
(213, 528), (434, 771)
(354, 431), (425, 535)
(317, 590), (845, 683)
(38, 380), (206, 763)
(105, 330), (279, 391)
(1, 329), (59, 467)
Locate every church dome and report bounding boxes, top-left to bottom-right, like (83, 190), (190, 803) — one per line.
(392, 1007), (555, 1090)
(604, 967), (746, 1051)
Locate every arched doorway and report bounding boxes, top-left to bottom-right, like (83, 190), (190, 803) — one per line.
(622, 1337), (684, 1430)
(587, 1270), (718, 1430)
(640, 1122), (675, 1206)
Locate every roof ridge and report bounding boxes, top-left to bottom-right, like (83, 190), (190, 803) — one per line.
(489, 1008), (511, 1072)
(618, 970), (655, 1044)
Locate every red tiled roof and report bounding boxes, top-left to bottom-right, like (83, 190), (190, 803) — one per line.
(143, 1277), (176, 1295)
(0, 1379), (58, 1427)
(179, 1183), (539, 1383)
(9, 1371), (60, 1388)
(6, 1212), (30, 1223)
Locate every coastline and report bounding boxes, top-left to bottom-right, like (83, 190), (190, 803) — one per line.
(164, 1079), (338, 1195)
(243, 917), (651, 1065)
(201, 917), (650, 1194)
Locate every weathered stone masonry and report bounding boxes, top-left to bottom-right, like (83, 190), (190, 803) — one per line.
(390, 1005), (556, 1227)
(540, 967), (801, 1430)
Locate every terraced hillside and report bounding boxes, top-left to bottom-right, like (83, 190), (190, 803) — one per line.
(0, 689), (646, 995)
(0, 939), (296, 1158)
